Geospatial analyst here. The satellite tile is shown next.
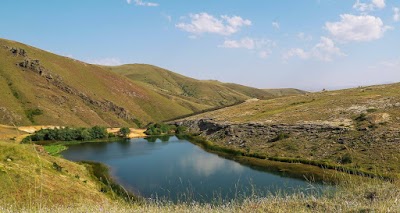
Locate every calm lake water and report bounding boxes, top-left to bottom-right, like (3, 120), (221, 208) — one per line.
(62, 136), (320, 202)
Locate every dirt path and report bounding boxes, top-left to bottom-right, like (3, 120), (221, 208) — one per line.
(107, 128), (147, 138)
(0, 125), (62, 143)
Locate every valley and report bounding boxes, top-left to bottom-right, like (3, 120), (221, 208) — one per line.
(0, 39), (399, 212)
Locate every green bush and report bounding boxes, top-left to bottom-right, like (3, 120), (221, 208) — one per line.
(22, 126), (110, 142)
(144, 123), (175, 135)
(175, 126), (187, 135)
(89, 126), (108, 139)
(119, 127), (131, 138)
(25, 108), (43, 123)
(340, 153), (353, 164)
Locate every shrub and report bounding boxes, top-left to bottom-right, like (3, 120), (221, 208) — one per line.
(79, 128), (93, 141)
(53, 162), (63, 172)
(25, 108), (43, 123)
(144, 123), (175, 135)
(119, 127), (131, 138)
(269, 132), (290, 142)
(175, 126), (187, 135)
(89, 126), (108, 139)
(354, 113), (367, 122)
(22, 126), (109, 142)
(340, 153), (353, 164)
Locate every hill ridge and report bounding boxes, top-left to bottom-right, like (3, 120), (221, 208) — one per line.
(0, 38), (305, 127)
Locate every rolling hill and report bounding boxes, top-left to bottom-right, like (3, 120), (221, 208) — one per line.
(0, 38), (299, 127)
(108, 64), (277, 109)
(262, 88), (308, 97)
(175, 83), (400, 178)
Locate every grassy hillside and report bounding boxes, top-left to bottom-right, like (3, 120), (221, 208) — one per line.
(178, 83), (400, 179)
(109, 64), (277, 109)
(0, 39), (205, 127)
(0, 140), (113, 208)
(0, 39), (293, 127)
(263, 88), (308, 97)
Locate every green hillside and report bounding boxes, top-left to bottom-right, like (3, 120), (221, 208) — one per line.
(262, 88), (308, 97)
(177, 83), (400, 178)
(0, 39), (285, 127)
(109, 64), (276, 109)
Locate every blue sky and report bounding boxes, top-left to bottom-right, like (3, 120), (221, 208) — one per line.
(0, 0), (399, 91)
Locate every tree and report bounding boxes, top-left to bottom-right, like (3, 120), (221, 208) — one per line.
(79, 128), (93, 141)
(90, 126), (108, 139)
(175, 126), (187, 135)
(119, 127), (131, 138)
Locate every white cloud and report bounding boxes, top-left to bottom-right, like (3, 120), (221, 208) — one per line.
(176, 13), (251, 36)
(258, 51), (271, 59)
(272, 21), (280, 29)
(353, 0), (385, 12)
(283, 48), (310, 60)
(373, 0), (386, 9)
(127, 0), (159, 7)
(313, 37), (345, 61)
(86, 58), (123, 66)
(283, 37), (344, 62)
(220, 37), (255, 49)
(394, 7), (400, 22)
(325, 14), (391, 42)
(297, 32), (313, 41)
(220, 38), (275, 49)
(220, 38), (275, 59)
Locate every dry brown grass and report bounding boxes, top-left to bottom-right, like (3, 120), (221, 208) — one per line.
(0, 141), (113, 208)
(1, 179), (399, 212)
(107, 128), (147, 138)
(180, 83), (400, 178)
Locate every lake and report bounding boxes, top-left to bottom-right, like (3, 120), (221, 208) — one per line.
(61, 136), (321, 202)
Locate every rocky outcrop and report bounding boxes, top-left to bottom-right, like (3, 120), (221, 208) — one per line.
(175, 118), (400, 149)
(175, 119), (350, 148)
(10, 47), (27, 57)
(7, 46), (138, 123)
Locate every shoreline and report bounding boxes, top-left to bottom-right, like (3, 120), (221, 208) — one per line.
(80, 161), (141, 203)
(28, 127), (395, 184)
(181, 134), (395, 183)
(35, 133), (394, 205)
(60, 135), (331, 204)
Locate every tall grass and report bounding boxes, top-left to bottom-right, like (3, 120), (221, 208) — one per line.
(1, 178), (399, 212)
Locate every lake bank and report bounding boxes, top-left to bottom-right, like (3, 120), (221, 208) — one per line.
(173, 119), (398, 182)
(61, 136), (326, 203)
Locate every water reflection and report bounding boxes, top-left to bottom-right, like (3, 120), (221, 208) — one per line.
(180, 151), (244, 177)
(62, 136), (319, 202)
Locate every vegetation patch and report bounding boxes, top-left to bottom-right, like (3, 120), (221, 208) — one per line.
(25, 108), (43, 123)
(339, 153), (353, 164)
(182, 134), (395, 182)
(354, 113), (367, 122)
(81, 161), (140, 203)
(22, 126), (111, 143)
(269, 132), (290, 142)
(145, 123), (176, 135)
(118, 127), (131, 138)
(44, 144), (68, 156)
